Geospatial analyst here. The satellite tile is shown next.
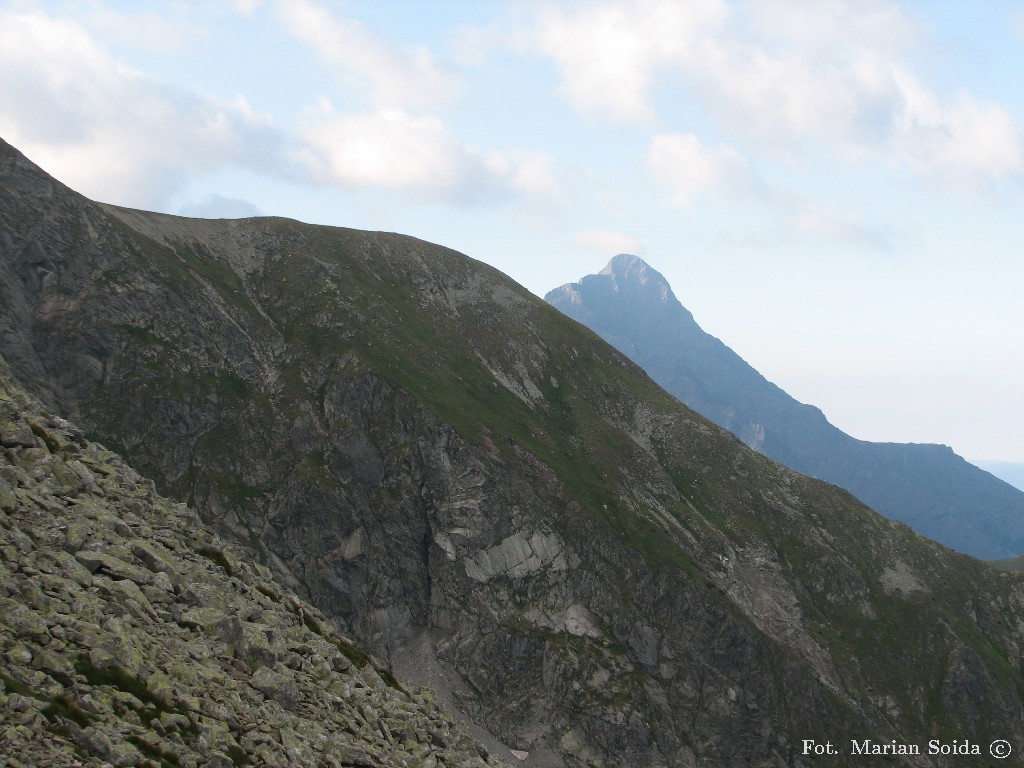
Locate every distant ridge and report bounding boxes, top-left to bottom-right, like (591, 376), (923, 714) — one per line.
(546, 255), (1024, 559)
(976, 460), (1024, 493)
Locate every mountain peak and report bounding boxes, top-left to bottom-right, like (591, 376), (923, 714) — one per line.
(600, 253), (648, 274)
(590, 254), (676, 307)
(545, 255), (694, 331)
(600, 253), (667, 287)
(548, 258), (1024, 560)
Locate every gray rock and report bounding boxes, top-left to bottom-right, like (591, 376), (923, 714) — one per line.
(249, 666), (301, 710)
(74, 550), (151, 585)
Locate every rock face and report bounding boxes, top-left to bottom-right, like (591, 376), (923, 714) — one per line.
(2, 136), (1024, 766)
(546, 254), (1024, 560)
(0, 360), (508, 767)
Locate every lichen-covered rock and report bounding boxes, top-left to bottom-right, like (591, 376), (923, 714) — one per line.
(0, 365), (509, 767)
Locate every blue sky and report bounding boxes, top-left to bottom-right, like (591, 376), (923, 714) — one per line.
(2, 0), (1023, 467)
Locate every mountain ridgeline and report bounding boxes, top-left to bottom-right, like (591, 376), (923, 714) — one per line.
(3, 137), (1024, 766)
(545, 255), (1024, 561)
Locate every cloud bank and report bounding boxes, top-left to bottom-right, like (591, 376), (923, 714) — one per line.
(528, 0), (1024, 183)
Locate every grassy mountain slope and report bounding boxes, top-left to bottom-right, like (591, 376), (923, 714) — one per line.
(3, 137), (1024, 766)
(545, 254), (1024, 560)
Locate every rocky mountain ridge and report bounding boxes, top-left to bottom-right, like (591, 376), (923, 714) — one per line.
(545, 255), (1024, 559)
(3, 136), (1024, 766)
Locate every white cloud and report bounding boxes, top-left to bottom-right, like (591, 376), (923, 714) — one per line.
(686, 23), (1023, 177)
(276, 0), (455, 109)
(686, 39), (904, 146)
(528, 0), (1024, 180)
(526, 0), (908, 142)
(0, 10), (289, 208)
(573, 229), (644, 257)
(275, 2), (562, 205)
(0, 8), (562, 211)
(297, 103), (560, 204)
(531, 0), (727, 122)
(891, 76), (1024, 178)
(488, 150), (561, 199)
(648, 132), (752, 208)
(528, 0), (908, 141)
(299, 107), (478, 194)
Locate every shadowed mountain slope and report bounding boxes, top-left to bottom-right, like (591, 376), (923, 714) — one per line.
(546, 255), (1024, 560)
(0, 358), (510, 767)
(3, 137), (1024, 766)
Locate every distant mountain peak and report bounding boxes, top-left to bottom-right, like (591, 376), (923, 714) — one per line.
(547, 258), (1024, 560)
(600, 253), (650, 275)
(586, 254), (676, 307)
(600, 253), (669, 291)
